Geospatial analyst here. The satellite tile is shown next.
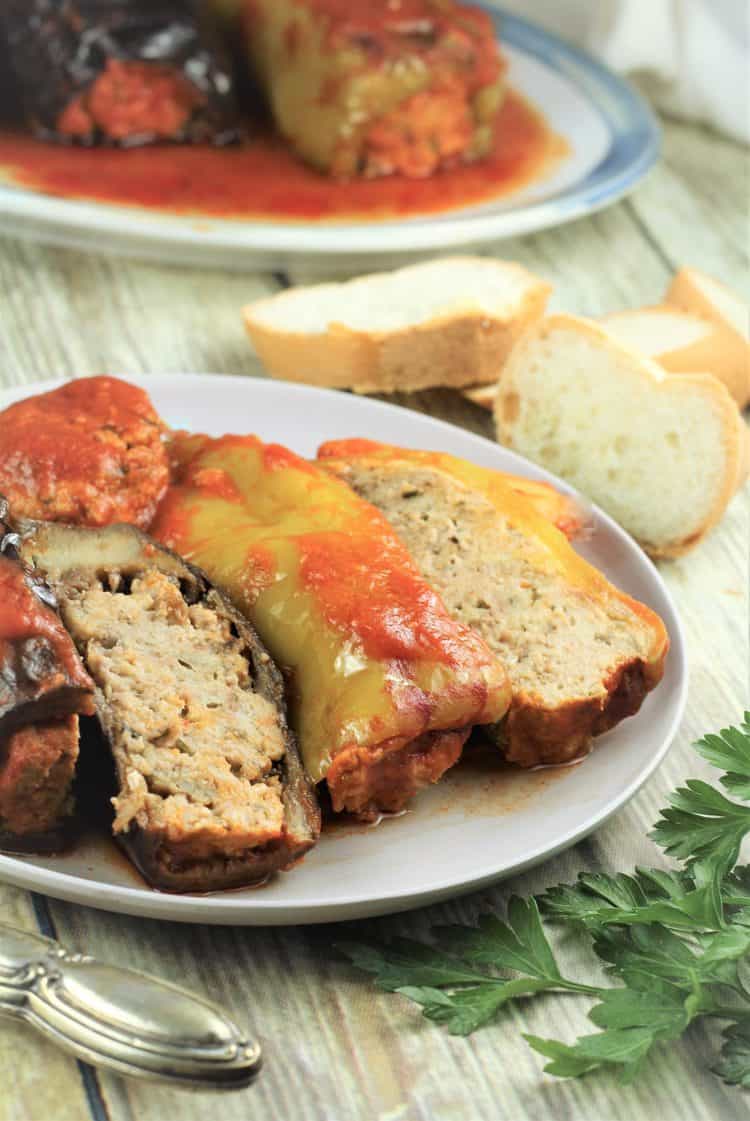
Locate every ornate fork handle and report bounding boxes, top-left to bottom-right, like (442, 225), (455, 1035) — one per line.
(0, 921), (261, 1090)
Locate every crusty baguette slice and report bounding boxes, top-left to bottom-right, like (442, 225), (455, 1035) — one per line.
(320, 448), (668, 767)
(466, 290), (750, 411)
(464, 372), (744, 499)
(243, 257), (551, 394)
(494, 314), (743, 558)
(665, 268), (749, 344)
(664, 267), (749, 407)
(601, 305), (749, 408)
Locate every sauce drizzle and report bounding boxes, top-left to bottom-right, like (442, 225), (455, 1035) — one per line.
(0, 91), (565, 223)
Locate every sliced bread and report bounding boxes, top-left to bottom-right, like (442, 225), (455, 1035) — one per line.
(243, 257), (551, 394)
(494, 314), (744, 557)
(464, 278), (750, 410)
(320, 447), (668, 767)
(665, 267), (749, 345)
(601, 305), (750, 408)
(664, 267), (749, 407)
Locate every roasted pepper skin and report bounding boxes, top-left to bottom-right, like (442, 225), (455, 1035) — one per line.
(152, 433), (511, 815)
(212, 0), (505, 178)
(317, 438), (670, 665)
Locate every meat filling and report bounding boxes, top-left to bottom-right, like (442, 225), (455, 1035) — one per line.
(60, 569), (289, 855)
(57, 60), (206, 143)
(325, 727), (469, 818)
(0, 716), (79, 841)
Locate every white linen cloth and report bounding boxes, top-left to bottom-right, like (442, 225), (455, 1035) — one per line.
(495, 0), (749, 144)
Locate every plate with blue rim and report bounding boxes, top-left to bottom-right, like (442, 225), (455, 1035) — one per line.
(0, 7), (660, 271)
(0, 375), (686, 926)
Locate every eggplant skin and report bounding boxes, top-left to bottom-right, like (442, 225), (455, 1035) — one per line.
(0, 501), (95, 740)
(12, 518), (321, 892)
(1, 0), (242, 147)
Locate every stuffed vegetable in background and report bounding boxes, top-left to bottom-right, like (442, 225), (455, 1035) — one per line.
(211, 0), (506, 178)
(152, 432), (512, 818)
(1, 0), (241, 146)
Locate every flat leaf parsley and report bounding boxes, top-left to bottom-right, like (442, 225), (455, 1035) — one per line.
(338, 714), (750, 1086)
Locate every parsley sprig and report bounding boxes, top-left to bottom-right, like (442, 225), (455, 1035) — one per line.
(338, 714), (750, 1086)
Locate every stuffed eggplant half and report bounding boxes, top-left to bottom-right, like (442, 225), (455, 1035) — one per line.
(212, 0), (506, 178)
(0, 501), (95, 851)
(6, 515), (320, 891)
(1, 1), (241, 146)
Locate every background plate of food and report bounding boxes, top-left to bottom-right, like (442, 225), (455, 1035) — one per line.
(0, 4), (659, 271)
(0, 374), (686, 925)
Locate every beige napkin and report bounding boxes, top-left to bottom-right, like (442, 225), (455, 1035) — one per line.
(495, 0), (749, 144)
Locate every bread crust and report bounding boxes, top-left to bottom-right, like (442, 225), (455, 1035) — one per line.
(603, 305), (750, 408)
(461, 382), (497, 409)
(665, 269), (750, 407)
(469, 286), (750, 411)
(243, 259), (551, 393)
(495, 313), (743, 558)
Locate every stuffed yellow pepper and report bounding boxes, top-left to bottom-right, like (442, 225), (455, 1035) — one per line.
(212, 0), (506, 178)
(152, 433), (511, 817)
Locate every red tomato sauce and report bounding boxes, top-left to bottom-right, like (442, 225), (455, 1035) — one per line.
(0, 91), (565, 222)
(0, 377), (155, 487)
(297, 518), (476, 666)
(241, 544), (278, 603)
(186, 468), (243, 504)
(0, 556), (79, 676)
(0, 376), (169, 530)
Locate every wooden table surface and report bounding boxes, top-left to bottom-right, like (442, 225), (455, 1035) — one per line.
(1, 116), (748, 1121)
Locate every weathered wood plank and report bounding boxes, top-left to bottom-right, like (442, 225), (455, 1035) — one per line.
(0, 239), (276, 384)
(0, 887), (92, 1121)
(285, 197), (673, 313)
(0, 113), (748, 1121)
(628, 120), (750, 289)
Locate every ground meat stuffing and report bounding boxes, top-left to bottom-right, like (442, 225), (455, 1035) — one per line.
(61, 570), (287, 848)
(0, 376), (169, 529)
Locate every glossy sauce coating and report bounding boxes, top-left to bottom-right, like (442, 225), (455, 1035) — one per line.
(159, 433), (498, 666)
(0, 376), (169, 529)
(0, 555), (83, 682)
(317, 438), (587, 538)
(153, 432), (511, 798)
(317, 438), (671, 642)
(299, 517), (477, 664)
(0, 91), (564, 221)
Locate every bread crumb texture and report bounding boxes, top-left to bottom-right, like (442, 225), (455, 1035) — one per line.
(498, 321), (731, 552)
(248, 257), (543, 334)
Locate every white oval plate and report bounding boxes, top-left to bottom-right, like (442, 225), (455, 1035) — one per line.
(0, 376), (687, 925)
(0, 9), (659, 271)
